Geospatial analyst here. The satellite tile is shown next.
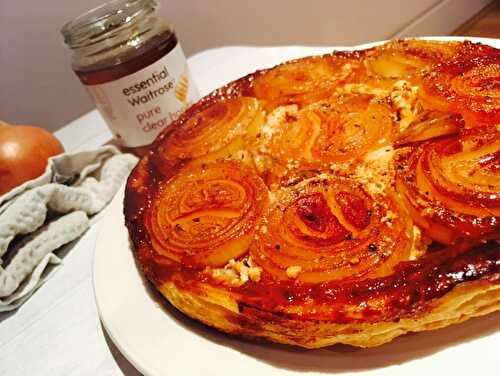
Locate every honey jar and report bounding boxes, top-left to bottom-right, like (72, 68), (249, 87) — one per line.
(61, 0), (199, 155)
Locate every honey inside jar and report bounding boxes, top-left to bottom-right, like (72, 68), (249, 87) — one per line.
(75, 31), (178, 86)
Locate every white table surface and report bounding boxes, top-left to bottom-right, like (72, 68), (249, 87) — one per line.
(0, 45), (337, 376)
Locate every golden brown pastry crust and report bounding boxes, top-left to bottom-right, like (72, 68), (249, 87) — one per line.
(124, 39), (500, 348)
(161, 278), (500, 348)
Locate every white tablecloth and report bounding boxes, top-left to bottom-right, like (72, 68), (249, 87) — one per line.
(0, 45), (337, 376)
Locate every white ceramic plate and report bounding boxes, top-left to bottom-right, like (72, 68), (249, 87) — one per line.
(94, 39), (500, 376)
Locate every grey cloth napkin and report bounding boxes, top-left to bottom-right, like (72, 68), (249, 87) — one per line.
(0, 146), (138, 311)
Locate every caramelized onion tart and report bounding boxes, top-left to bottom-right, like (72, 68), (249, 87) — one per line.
(124, 39), (500, 348)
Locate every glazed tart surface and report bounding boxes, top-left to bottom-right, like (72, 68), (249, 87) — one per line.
(124, 39), (500, 348)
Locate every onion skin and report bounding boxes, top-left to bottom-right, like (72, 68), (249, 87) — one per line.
(0, 122), (64, 195)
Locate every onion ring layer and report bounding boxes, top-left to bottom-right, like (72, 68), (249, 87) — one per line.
(250, 175), (413, 283)
(158, 97), (264, 162)
(396, 126), (500, 244)
(253, 54), (361, 110)
(146, 161), (269, 267)
(421, 43), (500, 126)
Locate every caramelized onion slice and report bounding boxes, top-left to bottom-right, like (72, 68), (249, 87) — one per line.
(365, 50), (428, 79)
(261, 105), (322, 162)
(159, 97), (264, 162)
(253, 55), (360, 110)
(256, 94), (393, 176)
(250, 175), (413, 283)
(146, 161), (268, 267)
(365, 39), (458, 79)
(421, 52), (500, 126)
(396, 126), (500, 244)
(396, 111), (462, 145)
(310, 94), (394, 162)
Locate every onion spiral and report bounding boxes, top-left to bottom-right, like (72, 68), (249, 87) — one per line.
(250, 175), (413, 283)
(310, 94), (394, 162)
(158, 97), (264, 162)
(364, 39), (458, 79)
(253, 54), (360, 110)
(421, 47), (500, 126)
(262, 94), (393, 164)
(146, 161), (268, 267)
(396, 126), (500, 244)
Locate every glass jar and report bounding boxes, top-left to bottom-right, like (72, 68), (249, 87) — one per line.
(61, 0), (199, 155)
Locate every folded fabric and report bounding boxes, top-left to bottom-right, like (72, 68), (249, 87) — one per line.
(0, 146), (137, 311)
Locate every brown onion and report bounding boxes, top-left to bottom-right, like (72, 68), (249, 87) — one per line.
(0, 121), (64, 195)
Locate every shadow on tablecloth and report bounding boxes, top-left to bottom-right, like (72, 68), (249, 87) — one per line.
(102, 322), (143, 376)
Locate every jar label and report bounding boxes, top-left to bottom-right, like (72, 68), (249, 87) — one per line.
(85, 44), (199, 147)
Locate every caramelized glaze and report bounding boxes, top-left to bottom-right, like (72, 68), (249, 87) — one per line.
(124, 39), (500, 346)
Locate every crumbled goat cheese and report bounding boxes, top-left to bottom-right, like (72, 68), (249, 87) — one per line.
(353, 147), (396, 195)
(409, 226), (431, 261)
(390, 80), (419, 132)
(286, 265), (302, 279)
(211, 257), (262, 286)
(339, 63), (353, 80)
(381, 210), (397, 226)
(337, 83), (388, 97)
(261, 105), (299, 138)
